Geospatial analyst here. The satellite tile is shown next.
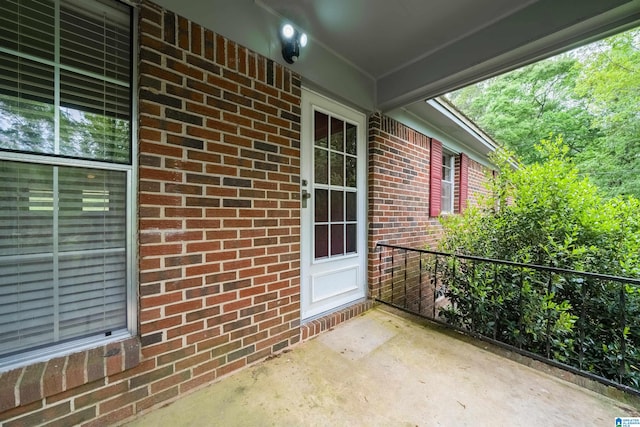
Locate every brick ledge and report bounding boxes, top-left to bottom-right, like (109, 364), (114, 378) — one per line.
(0, 337), (140, 413)
(300, 299), (375, 342)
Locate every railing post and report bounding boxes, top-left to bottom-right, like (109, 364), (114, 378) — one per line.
(545, 273), (553, 359)
(517, 267), (525, 350)
(433, 256), (439, 319)
(418, 253), (423, 315)
(391, 249), (395, 305)
(493, 263), (499, 340)
(403, 249), (408, 309)
(451, 256), (456, 287)
(578, 277), (588, 370)
(472, 260), (477, 326)
(378, 247), (382, 301)
(619, 282), (627, 384)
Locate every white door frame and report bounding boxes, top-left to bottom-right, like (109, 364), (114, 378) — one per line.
(300, 88), (367, 320)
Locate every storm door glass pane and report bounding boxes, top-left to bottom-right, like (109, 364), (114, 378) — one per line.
(345, 123), (357, 155)
(346, 224), (356, 254)
(346, 191), (357, 222)
(314, 111), (328, 148)
(330, 117), (344, 151)
(331, 224), (344, 256)
(346, 156), (357, 188)
(312, 109), (358, 261)
(330, 152), (343, 186)
(314, 189), (328, 223)
(315, 148), (328, 185)
(315, 225), (328, 259)
(330, 190), (344, 222)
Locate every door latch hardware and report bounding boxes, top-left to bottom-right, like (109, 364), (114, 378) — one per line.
(301, 189), (311, 208)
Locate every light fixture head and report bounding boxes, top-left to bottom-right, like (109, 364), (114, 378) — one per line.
(282, 24), (295, 39)
(280, 23), (307, 64)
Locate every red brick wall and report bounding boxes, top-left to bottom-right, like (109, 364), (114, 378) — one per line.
(467, 156), (493, 207)
(1, 1), (304, 425)
(367, 113), (493, 294)
(368, 113), (439, 250)
(136, 0), (303, 415)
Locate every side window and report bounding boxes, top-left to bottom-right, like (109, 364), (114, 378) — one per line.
(441, 152), (455, 214)
(0, 0), (133, 368)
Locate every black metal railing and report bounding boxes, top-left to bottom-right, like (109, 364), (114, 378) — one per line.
(376, 243), (640, 395)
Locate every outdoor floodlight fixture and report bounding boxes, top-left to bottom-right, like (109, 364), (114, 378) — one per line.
(281, 23), (307, 64)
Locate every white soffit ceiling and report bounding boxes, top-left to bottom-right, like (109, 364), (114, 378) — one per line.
(154, 0), (640, 111)
(259, 0), (537, 79)
(259, 0), (640, 110)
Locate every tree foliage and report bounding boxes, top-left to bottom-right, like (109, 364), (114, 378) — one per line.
(447, 28), (640, 198)
(0, 98), (129, 163)
(442, 138), (640, 273)
(449, 58), (598, 164)
(573, 30), (640, 199)
(437, 137), (640, 387)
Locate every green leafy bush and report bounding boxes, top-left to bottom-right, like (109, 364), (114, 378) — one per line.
(438, 136), (640, 387)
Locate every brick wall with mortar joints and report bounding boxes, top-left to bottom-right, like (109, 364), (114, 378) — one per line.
(368, 113), (433, 249)
(467, 157), (494, 207)
(136, 0), (302, 418)
(367, 113), (494, 298)
(0, 1), (302, 425)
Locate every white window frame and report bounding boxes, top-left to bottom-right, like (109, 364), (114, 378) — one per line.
(0, 0), (138, 371)
(441, 152), (455, 214)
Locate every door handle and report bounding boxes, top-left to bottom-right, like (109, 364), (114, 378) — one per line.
(301, 189), (311, 208)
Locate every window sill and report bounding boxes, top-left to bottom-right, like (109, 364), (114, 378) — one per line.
(0, 336), (140, 412)
(430, 211), (456, 218)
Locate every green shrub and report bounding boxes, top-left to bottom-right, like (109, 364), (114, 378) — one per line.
(438, 136), (640, 386)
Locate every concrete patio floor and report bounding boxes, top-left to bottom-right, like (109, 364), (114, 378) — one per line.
(125, 306), (639, 426)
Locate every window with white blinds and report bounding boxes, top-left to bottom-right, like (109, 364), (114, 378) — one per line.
(0, 0), (132, 364)
(0, 0), (130, 162)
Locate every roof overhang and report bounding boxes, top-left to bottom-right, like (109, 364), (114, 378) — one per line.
(387, 98), (501, 167)
(153, 0), (640, 113)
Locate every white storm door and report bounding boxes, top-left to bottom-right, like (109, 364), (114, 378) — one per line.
(300, 89), (367, 320)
